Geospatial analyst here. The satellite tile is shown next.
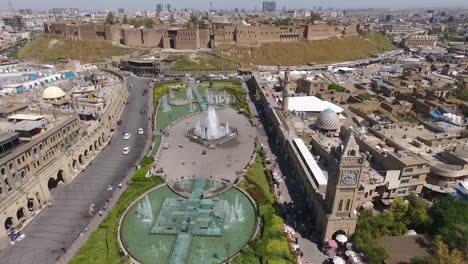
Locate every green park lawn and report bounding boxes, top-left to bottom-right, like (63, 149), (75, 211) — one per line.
(234, 149), (295, 264)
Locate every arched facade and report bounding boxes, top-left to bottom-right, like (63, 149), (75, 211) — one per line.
(0, 70), (128, 244)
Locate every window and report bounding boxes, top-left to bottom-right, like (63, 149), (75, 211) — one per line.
(401, 179), (410, 184)
(408, 186), (417, 192)
(5, 179), (11, 191)
(417, 165), (423, 169)
(346, 199), (351, 211)
(404, 168), (413, 173)
(398, 189), (406, 194)
(412, 175), (420, 180)
(338, 200), (343, 211)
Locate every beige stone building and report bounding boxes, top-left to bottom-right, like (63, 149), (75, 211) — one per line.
(45, 21), (359, 50)
(249, 71), (455, 241)
(402, 35), (437, 48)
(0, 70), (127, 242)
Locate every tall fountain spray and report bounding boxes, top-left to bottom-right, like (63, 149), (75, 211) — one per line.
(187, 88), (194, 112)
(162, 94), (171, 112)
(169, 88), (175, 98)
(223, 196), (245, 229)
(136, 195), (154, 222)
(194, 106), (232, 140)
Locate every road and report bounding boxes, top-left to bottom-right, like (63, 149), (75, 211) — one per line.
(0, 77), (150, 264)
(243, 82), (328, 263)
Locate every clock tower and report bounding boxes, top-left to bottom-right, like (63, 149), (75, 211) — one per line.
(322, 131), (364, 241)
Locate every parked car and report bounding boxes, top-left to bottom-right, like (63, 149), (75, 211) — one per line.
(124, 133), (131, 140)
(122, 147), (130, 155)
(138, 128), (144, 135)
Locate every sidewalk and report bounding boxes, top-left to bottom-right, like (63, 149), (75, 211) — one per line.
(246, 81), (328, 264)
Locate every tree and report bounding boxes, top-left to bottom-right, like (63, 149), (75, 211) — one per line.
(352, 211), (390, 264)
(410, 238), (465, 264)
(429, 196), (468, 254)
(406, 194), (431, 231)
(389, 197), (409, 223)
(190, 14), (199, 25)
(105, 12), (116, 25)
(309, 12), (321, 23)
(123, 15), (128, 24)
(144, 18), (155, 28)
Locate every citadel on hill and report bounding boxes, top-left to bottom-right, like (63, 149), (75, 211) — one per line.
(44, 21), (361, 50)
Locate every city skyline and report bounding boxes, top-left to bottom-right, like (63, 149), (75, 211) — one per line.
(2, 0), (468, 11)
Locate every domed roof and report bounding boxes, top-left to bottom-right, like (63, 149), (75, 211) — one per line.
(43, 86), (66, 99)
(315, 108), (340, 131)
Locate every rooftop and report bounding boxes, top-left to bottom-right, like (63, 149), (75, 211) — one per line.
(287, 96), (344, 113)
(378, 235), (431, 264)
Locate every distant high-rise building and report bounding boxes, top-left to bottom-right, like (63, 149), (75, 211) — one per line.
(3, 15), (25, 30)
(156, 3), (171, 13)
(156, 4), (163, 13)
(385, 14), (393, 22)
(262, 1), (276, 12)
(50, 8), (79, 15)
(118, 8), (125, 14)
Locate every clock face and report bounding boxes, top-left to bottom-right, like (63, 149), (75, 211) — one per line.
(342, 171), (357, 185)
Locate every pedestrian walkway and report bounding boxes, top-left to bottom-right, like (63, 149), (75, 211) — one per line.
(190, 84), (207, 111)
(245, 80), (328, 264)
(169, 234), (192, 264)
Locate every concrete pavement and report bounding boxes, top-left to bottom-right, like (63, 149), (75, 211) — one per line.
(0, 77), (150, 264)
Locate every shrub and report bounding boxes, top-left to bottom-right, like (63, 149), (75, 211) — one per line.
(328, 83), (346, 92)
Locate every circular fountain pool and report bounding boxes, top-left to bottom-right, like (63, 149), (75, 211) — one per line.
(119, 179), (257, 264)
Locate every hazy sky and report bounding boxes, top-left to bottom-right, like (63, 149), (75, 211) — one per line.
(3, 0), (468, 10)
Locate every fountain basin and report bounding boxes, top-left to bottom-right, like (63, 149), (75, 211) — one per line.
(119, 180), (258, 264)
(186, 127), (238, 146)
(186, 106), (238, 146)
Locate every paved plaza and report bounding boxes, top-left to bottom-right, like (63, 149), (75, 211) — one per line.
(156, 107), (257, 182)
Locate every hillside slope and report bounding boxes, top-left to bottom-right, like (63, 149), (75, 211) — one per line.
(216, 32), (395, 66)
(18, 34), (133, 63)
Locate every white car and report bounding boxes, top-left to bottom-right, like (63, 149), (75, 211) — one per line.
(122, 147), (130, 155)
(138, 128), (144, 135)
(124, 133), (131, 140)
